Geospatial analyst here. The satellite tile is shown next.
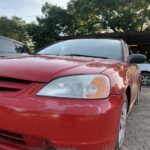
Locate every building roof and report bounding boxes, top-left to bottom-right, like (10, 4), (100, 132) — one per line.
(56, 31), (150, 45)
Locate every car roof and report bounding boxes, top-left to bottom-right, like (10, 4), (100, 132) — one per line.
(0, 35), (23, 45)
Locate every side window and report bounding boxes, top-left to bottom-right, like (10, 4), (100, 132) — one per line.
(0, 38), (16, 53)
(14, 43), (27, 53)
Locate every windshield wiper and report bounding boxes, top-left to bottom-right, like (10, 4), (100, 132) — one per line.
(41, 53), (110, 59)
(64, 54), (110, 59)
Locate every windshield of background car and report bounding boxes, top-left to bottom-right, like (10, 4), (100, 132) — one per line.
(0, 38), (28, 54)
(38, 39), (123, 60)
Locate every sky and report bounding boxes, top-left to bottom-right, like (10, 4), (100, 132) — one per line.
(0, 0), (70, 23)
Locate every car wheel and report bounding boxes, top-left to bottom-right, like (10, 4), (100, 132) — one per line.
(141, 72), (150, 86)
(115, 95), (128, 150)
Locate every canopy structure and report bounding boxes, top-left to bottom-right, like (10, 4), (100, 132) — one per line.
(56, 31), (150, 62)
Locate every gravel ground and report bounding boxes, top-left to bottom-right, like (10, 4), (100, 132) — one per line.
(123, 87), (150, 150)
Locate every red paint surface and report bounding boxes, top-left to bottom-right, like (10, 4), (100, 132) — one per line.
(0, 52), (141, 150)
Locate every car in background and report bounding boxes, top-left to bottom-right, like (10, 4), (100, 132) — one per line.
(0, 39), (146, 150)
(138, 63), (150, 86)
(0, 36), (29, 57)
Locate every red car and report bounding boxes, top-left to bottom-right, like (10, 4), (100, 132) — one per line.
(0, 39), (146, 150)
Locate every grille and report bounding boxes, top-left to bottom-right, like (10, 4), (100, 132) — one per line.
(0, 130), (25, 145)
(0, 77), (31, 94)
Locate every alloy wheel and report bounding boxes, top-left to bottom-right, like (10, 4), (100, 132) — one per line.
(141, 73), (150, 86)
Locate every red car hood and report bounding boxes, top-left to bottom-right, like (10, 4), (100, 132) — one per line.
(0, 55), (120, 82)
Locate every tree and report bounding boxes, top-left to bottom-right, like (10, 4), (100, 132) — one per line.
(67, 0), (102, 34)
(27, 2), (75, 49)
(27, 0), (150, 49)
(0, 16), (28, 42)
(68, 0), (150, 33)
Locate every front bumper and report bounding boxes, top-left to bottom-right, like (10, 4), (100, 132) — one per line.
(0, 95), (124, 150)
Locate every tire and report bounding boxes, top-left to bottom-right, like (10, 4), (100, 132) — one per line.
(115, 95), (128, 150)
(141, 72), (150, 86)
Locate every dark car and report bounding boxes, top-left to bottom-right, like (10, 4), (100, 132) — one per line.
(0, 36), (29, 57)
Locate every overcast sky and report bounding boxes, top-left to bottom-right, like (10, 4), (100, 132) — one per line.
(0, 0), (70, 23)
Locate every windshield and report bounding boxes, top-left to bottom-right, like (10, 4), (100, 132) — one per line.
(38, 39), (123, 60)
(0, 38), (28, 55)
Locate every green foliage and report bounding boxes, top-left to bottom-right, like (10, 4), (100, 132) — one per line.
(68, 0), (150, 33)
(27, 3), (75, 49)
(28, 0), (150, 49)
(0, 1), (149, 50)
(68, 0), (102, 34)
(0, 16), (28, 42)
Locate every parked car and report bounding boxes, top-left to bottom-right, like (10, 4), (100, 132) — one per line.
(0, 39), (146, 150)
(0, 36), (29, 57)
(138, 63), (150, 86)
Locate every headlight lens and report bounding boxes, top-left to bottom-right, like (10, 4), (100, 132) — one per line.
(37, 75), (110, 99)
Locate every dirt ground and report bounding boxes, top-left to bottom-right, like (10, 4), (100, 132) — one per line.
(123, 87), (150, 150)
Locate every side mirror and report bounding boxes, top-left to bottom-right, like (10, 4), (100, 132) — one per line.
(127, 54), (146, 64)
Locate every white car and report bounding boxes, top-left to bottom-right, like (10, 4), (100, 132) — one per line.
(138, 63), (150, 86)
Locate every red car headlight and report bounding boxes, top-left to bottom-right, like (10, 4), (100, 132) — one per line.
(37, 75), (110, 99)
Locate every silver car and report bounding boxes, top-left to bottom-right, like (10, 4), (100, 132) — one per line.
(0, 36), (29, 57)
(138, 63), (150, 86)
